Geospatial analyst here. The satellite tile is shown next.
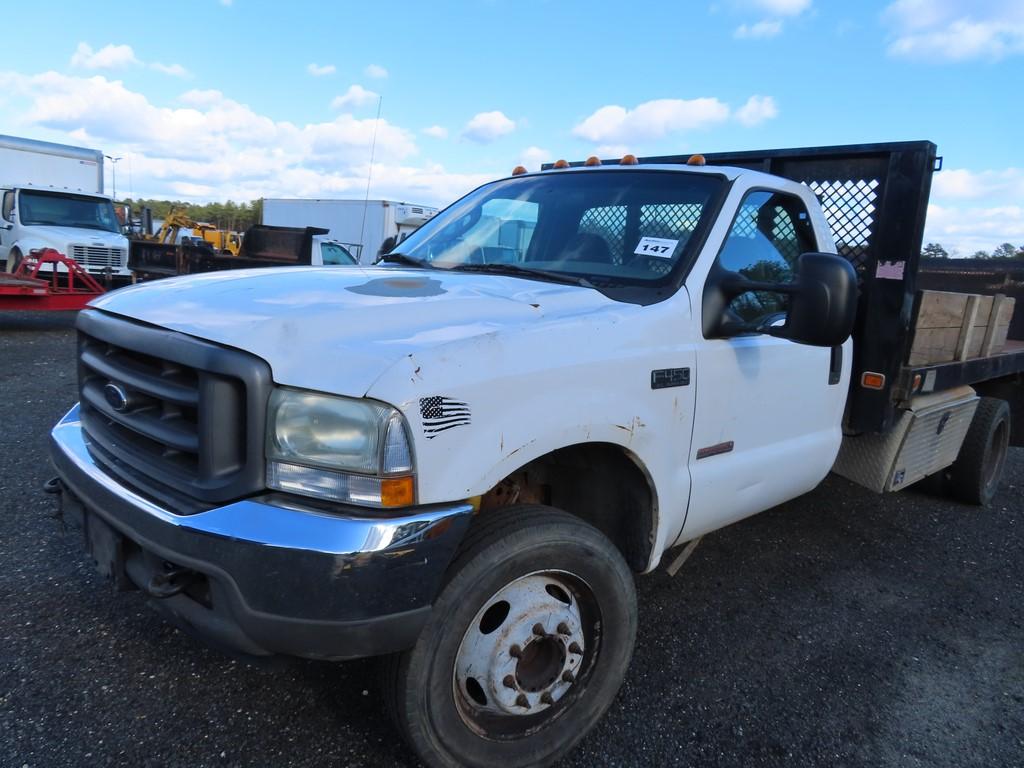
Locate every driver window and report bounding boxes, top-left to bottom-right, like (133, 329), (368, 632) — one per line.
(717, 190), (817, 322)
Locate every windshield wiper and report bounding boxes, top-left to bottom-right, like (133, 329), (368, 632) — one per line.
(378, 252), (433, 268)
(447, 262), (594, 289)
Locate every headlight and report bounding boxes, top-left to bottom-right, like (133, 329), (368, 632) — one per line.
(266, 388), (414, 508)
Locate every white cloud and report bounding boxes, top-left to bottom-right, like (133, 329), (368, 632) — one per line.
(748, 0), (810, 15)
(519, 146), (551, 170)
(70, 42), (187, 77)
(0, 68), (507, 207)
(220, 0), (232, 5)
(331, 84), (379, 110)
(572, 98), (730, 144)
(735, 95), (779, 126)
(734, 19), (783, 38)
(596, 145), (631, 159)
(0, 70), (414, 168)
(70, 42), (138, 70)
(307, 63), (336, 76)
(925, 203), (1024, 256)
(151, 62), (190, 77)
(922, 166), (1024, 253)
(365, 64), (388, 79)
(931, 167), (1024, 202)
(461, 111), (516, 143)
(423, 125), (448, 139)
(884, 0), (1024, 61)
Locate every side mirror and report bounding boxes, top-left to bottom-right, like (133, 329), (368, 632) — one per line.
(706, 252), (858, 347)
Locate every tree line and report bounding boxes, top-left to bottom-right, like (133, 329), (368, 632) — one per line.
(922, 242), (1024, 260)
(121, 198), (264, 232)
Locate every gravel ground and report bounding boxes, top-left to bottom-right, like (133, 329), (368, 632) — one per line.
(1, 311), (1022, 768)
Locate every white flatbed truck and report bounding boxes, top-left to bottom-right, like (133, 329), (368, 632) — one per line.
(49, 141), (1023, 767)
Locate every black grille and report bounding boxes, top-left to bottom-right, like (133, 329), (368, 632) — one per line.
(808, 179), (879, 271)
(76, 310), (272, 508)
(578, 205), (626, 261)
(640, 203), (703, 238)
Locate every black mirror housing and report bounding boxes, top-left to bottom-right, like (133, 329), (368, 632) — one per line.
(703, 252), (858, 347)
(769, 252), (858, 347)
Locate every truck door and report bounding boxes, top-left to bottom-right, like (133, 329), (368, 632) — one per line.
(681, 188), (850, 541)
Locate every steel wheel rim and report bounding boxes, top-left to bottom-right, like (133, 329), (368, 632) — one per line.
(452, 569), (598, 739)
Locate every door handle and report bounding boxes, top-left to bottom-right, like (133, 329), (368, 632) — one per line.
(829, 345), (842, 385)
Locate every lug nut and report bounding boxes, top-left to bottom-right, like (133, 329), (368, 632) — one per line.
(532, 623), (545, 636)
(568, 642), (583, 655)
(510, 644), (522, 658)
(540, 692), (554, 705)
(557, 622), (571, 635)
(562, 670), (576, 683)
(515, 693), (530, 709)
(503, 675), (516, 689)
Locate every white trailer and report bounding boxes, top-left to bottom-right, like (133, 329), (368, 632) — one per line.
(262, 198), (438, 264)
(0, 135), (129, 276)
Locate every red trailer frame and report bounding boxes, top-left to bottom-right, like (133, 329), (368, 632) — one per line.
(0, 249), (105, 311)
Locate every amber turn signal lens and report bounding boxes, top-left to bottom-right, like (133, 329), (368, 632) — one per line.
(584, 155), (600, 166)
(687, 154), (706, 166)
(511, 165), (527, 175)
(381, 476), (415, 507)
(552, 159), (570, 169)
(861, 372), (886, 390)
(620, 154), (638, 165)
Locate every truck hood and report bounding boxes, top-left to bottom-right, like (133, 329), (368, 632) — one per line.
(25, 225), (126, 247)
(90, 266), (619, 395)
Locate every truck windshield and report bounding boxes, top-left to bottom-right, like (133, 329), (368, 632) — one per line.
(19, 189), (120, 233)
(393, 170), (724, 298)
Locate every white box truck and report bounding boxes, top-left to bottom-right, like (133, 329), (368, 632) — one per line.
(0, 135), (130, 276)
(262, 198), (438, 264)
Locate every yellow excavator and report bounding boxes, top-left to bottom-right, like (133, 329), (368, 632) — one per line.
(194, 226), (243, 256)
(148, 209), (243, 256)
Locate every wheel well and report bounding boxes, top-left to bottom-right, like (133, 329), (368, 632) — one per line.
(974, 374), (1024, 446)
(478, 443), (656, 572)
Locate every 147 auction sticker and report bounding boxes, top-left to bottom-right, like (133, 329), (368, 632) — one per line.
(634, 236), (678, 258)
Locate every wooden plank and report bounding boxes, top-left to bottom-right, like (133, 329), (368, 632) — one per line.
(915, 291), (969, 329)
(955, 295), (980, 361)
(972, 295), (994, 328)
(908, 327), (961, 365)
(910, 291), (1018, 364)
(981, 294), (1016, 357)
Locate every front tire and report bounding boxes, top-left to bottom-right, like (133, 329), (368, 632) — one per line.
(6, 247), (22, 273)
(385, 505), (637, 768)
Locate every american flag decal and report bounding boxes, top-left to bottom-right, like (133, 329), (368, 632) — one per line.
(419, 395), (471, 438)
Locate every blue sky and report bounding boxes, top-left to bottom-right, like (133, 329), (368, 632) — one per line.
(1, 0), (1022, 253)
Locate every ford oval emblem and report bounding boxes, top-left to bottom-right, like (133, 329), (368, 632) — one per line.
(104, 383), (129, 412)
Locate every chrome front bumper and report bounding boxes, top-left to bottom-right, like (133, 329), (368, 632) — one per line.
(50, 404), (474, 660)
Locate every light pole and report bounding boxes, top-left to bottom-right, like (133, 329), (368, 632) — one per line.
(105, 155), (122, 200)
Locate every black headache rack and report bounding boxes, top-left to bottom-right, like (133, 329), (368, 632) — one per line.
(548, 141), (1024, 434)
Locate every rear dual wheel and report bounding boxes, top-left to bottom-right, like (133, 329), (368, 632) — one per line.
(948, 397), (1011, 506)
(385, 505), (637, 767)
